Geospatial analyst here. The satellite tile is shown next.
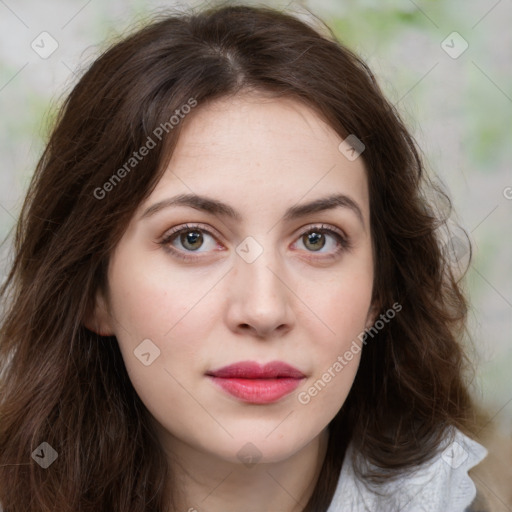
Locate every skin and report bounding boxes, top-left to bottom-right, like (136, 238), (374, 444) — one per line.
(88, 92), (377, 512)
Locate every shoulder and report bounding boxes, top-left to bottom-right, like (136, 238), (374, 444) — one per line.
(327, 427), (488, 512)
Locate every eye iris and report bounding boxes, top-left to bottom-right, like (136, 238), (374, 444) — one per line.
(181, 230), (203, 250)
(304, 231), (325, 251)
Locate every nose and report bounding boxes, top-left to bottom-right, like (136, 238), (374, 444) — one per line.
(225, 245), (294, 339)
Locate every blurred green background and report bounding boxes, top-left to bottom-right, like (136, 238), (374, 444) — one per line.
(0, 0), (510, 432)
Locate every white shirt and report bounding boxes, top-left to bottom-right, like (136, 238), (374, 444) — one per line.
(326, 427), (488, 512)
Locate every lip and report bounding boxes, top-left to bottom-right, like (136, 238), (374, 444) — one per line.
(206, 360), (306, 404)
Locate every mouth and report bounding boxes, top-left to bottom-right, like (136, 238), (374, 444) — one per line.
(206, 360), (306, 404)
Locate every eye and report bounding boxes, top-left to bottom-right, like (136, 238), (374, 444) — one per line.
(159, 223), (222, 261)
(292, 224), (351, 257)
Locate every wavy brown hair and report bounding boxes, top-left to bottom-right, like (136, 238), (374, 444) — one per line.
(0, 3), (478, 511)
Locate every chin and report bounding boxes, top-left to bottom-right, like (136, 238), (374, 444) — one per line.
(206, 428), (317, 466)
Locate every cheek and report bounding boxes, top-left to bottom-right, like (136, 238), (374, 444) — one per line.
(107, 250), (211, 343)
(298, 266), (374, 345)
(293, 268), (372, 411)
(105, 250), (221, 395)
(105, 259), (211, 434)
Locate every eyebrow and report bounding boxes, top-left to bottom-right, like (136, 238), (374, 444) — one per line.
(141, 192), (365, 227)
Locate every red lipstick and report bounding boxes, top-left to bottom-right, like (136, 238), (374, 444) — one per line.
(206, 360), (305, 404)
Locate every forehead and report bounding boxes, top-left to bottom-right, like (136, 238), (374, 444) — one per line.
(146, 93), (369, 219)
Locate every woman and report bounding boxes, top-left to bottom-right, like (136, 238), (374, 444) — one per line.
(0, 4), (489, 511)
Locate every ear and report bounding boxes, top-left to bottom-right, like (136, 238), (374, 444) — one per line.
(364, 300), (380, 330)
(84, 288), (115, 336)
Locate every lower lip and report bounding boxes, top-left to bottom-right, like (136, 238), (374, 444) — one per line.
(207, 376), (304, 404)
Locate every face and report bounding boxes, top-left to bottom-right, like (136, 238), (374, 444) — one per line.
(91, 93), (376, 467)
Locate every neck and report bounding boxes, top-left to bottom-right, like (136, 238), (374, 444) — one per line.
(161, 427), (330, 512)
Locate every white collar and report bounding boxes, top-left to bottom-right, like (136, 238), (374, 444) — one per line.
(326, 427), (488, 512)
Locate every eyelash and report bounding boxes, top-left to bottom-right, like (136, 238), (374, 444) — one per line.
(158, 223), (351, 262)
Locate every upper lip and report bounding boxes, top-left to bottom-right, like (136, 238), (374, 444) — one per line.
(206, 360), (305, 379)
